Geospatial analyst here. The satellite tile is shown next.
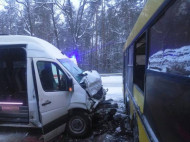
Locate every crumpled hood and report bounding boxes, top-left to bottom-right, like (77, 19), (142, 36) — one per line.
(80, 70), (102, 97)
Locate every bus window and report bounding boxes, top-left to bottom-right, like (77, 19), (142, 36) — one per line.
(148, 0), (190, 77)
(124, 50), (128, 90)
(123, 45), (134, 94)
(145, 1), (190, 142)
(134, 34), (146, 92)
(127, 45), (134, 93)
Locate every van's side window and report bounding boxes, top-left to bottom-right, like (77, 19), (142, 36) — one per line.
(37, 61), (67, 92)
(148, 0), (190, 77)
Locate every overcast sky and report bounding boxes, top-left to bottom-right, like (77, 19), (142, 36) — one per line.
(0, 0), (6, 10)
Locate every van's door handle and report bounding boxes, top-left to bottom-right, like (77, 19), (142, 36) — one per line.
(42, 100), (51, 106)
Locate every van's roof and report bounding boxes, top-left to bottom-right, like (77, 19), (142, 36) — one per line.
(0, 35), (67, 59)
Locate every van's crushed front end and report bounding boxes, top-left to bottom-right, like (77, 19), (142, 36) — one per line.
(79, 70), (117, 118)
(80, 70), (106, 102)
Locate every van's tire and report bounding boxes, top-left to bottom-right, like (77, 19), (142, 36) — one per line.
(67, 111), (92, 138)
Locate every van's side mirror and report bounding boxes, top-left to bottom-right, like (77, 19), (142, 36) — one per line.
(68, 78), (74, 92)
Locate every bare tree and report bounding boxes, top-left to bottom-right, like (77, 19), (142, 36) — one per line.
(50, 3), (60, 49)
(55, 0), (95, 50)
(16, 0), (34, 35)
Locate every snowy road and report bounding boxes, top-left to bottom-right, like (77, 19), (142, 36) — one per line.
(101, 75), (123, 101)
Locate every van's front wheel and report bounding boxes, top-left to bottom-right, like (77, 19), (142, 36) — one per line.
(67, 112), (92, 138)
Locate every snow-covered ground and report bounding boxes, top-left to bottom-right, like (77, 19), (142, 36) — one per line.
(101, 75), (123, 101)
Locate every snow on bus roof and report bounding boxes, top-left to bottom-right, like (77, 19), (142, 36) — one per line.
(0, 35), (68, 59)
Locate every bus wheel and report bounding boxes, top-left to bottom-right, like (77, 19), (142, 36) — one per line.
(132, 115), (139, 142)
(67, 111), (92, 138)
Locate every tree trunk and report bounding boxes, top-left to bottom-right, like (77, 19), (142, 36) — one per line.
(51, 3), (60, 49)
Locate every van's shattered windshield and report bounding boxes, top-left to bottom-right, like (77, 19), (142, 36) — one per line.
(59, 58), (83, 83)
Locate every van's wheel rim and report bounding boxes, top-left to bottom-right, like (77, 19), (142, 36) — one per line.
(69, 117), (86, 134)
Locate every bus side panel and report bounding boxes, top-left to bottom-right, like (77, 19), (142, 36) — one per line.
(137, 115), (149, 142)
(133, 86), (144, 113)
(145, 70), (190, 142)
(133, 86), (149, 142)
(127, 91), (149, 142)
(129, 95), (134, 119)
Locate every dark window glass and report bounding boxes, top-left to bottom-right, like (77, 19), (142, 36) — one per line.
(37, 61), (67, 92)
(134, 34), (146, 92)
(148, 0), (190, 77)
(0, 47), (27, 105)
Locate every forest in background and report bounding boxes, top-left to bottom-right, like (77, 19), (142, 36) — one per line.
(0, 0), (145, 73)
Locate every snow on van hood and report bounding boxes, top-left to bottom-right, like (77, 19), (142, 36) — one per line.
(80, 70), (102, 97)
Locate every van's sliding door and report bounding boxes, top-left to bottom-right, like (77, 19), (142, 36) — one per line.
(33, 58), (71, 139)
(0, 46), (29, 124)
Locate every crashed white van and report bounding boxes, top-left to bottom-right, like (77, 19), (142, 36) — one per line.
(0, 35), (109, 141)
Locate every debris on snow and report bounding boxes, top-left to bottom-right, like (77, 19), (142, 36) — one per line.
(116, 127), (121, 133)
